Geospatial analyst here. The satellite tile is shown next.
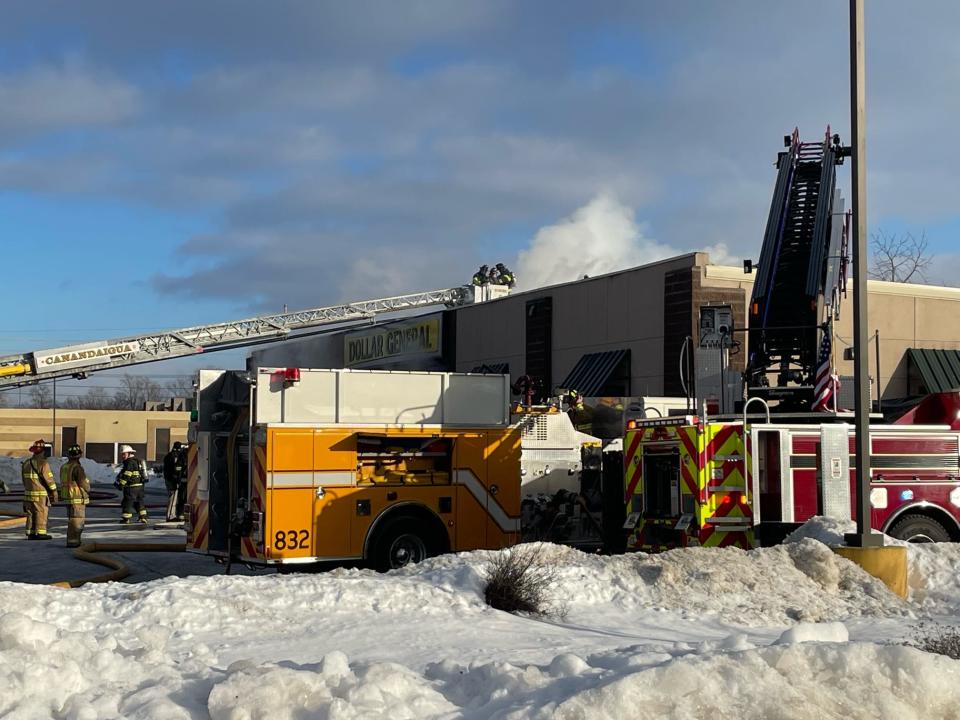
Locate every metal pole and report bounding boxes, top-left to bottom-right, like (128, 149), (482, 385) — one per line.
(52, 379), (57, 457)
(846, 0), (881, 547)
(875, 330), (881, 413)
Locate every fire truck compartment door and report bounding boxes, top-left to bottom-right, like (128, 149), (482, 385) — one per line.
(269, 486), (316, 560)
(642, 448), (681, 518)
(820, 424), (851, 521)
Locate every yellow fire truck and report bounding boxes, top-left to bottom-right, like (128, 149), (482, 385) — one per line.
(186, 367), (520, 570)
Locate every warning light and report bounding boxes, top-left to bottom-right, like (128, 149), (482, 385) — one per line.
(751, 302), (759, 315)
(720, 495), (733, 506)
(627, 420), (637, 429)
(282, 367), (301, 384)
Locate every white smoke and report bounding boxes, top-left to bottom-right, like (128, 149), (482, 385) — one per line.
(514, 192), (731, 290)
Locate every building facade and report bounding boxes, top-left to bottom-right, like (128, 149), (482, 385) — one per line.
(250, 252), (960, 405)
(0, 408), (189, 462)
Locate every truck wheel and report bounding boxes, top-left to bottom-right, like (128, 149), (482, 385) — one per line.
(888, 514), (951, 543)
(372, 518), (431, 572)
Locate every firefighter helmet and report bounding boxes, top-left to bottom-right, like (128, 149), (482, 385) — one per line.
(120, 444), (136, 455)
(67, 444), (82, 458)
(29, 439), (46, 454)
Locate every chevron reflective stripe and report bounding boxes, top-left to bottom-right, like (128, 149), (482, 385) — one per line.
(623, 431), (643, 502)
(705, 426), (747, 491)
(454, 469), (520, 532)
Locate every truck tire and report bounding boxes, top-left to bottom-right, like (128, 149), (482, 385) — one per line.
(371, 517), (433, 572)
(887, 514), (951, 543)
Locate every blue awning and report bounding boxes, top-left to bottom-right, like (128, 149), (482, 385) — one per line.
(559, 350), (629, 397)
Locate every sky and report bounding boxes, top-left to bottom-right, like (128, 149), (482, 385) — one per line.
(2, 1), (959, 386)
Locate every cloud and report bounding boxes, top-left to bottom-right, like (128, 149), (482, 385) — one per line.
(514, 193), (732, 290)
(4, 0), (960, 319)
(0, 61), (140, 138)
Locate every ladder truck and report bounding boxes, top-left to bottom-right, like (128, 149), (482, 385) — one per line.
(627, 129), (960, 551)
(0, 283), (509, 389)
(744, 127), (851, 408)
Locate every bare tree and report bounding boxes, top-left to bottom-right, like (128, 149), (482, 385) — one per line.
(62, 385), (114, 410)
(868, 230), (933, 283)
(164, 375), (196, 398)
(112, 374), (162, 410)
(28, 384), (52, 408)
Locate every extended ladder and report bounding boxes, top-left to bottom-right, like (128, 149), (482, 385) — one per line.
(0, 284), (504, 388)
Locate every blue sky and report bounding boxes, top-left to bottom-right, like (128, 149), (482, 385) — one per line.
(1, 1), (959, 387)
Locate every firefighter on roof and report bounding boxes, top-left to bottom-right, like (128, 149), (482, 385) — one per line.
(494, 263), (515, 288)
(21, 439), (57, 539)
(472, 265), (489, 286)
(60, 444), (90, 547)
(117, 444), (148, 524)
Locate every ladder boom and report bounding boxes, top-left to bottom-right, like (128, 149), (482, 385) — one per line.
(0, 285), (486, 388)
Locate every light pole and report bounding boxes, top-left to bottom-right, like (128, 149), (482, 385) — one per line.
(845, 0), (882, 547)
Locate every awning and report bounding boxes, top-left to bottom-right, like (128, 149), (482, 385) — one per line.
(470, 362), (509, 375)
(908, 348), (960, 393)
(559, 350), (629, 397)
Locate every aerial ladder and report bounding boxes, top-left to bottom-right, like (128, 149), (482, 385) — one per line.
(0, 283), (509, 389)
(744, 127), (851, 408)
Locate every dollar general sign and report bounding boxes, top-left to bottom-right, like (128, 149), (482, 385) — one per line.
(345, 317), (440, 366)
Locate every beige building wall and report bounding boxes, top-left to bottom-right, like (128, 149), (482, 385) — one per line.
(456, 254), (702, 395)
(0, 408), (188, 460)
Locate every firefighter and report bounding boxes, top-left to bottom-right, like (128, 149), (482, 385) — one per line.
(117, 445), (148, 524)
(494, 263), (515, 288)
(472, 265), (489, 286)
(21, 439), (57, 539)
(60, 444), (90, 547)
(163, 441), (186, 521)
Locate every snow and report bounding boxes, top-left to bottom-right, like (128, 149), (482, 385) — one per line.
(0, 454), (120, 488)
(3, 458), (960, 717)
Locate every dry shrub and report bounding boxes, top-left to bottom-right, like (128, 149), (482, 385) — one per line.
(483, 544), (565, 617)
(910, 621), (960, 660)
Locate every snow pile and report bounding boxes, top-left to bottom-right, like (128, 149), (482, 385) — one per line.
(209, 654), (457, 720)
(507, 540), (912, 625)
(1, 523), (960, 716)
(904, 543), (960, 614)
(783, 515), (854, 545)
(540, 642), (960, 720)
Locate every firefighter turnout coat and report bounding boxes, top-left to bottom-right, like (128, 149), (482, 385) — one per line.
(60, 459), (90, 546)
(21, 455), (57, 537)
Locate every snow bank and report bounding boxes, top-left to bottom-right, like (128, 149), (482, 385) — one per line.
(1, 536), (960, 718)
(502, 540), (912, 625)
(539, 642), (960, 720)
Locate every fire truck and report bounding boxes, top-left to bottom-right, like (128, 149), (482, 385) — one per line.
(186, 366), (522, 569)
(625, 128), (960, 551)
(624, 392), (960, 551)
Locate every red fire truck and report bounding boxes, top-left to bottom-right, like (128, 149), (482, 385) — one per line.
(623, 392), (960, 551)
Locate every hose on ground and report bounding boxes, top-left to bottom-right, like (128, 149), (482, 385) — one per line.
(49, 542), (186, 588)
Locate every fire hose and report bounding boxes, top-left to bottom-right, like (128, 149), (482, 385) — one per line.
(1, 510), (185, 588)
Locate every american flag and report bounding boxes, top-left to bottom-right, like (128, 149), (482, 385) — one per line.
(811, 331), (837, 412)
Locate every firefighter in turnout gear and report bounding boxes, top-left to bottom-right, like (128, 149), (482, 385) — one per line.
(117, 445), (148, 524)
(163, 441), (187, 521)
(21, 439), (57, 539)
(472, 265), (489, 286)
(60, 444), (90, 547)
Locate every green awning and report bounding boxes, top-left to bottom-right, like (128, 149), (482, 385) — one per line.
(908, 348), (960, 393)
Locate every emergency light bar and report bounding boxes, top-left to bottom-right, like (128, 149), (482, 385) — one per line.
(626, 415), (699, 429)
